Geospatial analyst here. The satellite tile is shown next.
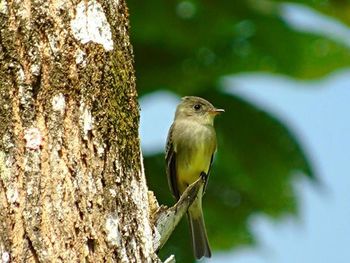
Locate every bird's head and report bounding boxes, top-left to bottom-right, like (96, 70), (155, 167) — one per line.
(175, 96), (224, 125)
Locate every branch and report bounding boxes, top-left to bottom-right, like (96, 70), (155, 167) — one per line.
(152, 176), (205, 252)
(164, 255), (176, 263)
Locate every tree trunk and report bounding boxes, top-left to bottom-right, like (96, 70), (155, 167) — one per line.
(0, 0), (157, 262)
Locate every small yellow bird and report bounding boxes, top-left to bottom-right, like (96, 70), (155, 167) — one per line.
(165, 96), (224, 259)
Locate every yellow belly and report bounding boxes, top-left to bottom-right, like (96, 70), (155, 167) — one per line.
(176, 145), (212, 194)
(172, 119), (216, 195)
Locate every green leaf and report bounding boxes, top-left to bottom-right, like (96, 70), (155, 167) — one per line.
(128, 0), (350, 96)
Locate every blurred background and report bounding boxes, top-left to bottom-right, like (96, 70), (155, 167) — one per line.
(127, 1), (350, 262)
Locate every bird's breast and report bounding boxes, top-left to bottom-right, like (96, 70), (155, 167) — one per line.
(173, 121), (216, 193)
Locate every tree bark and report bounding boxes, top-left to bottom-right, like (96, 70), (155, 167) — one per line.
(0, 0), (157, 262)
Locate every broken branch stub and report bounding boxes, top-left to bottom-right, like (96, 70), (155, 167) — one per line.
(152, 177), (205, 252)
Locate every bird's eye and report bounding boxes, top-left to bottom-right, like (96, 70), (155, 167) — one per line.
(193, 104), (201, 110)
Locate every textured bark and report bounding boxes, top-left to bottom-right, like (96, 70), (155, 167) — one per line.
(0, 0), (156, 262)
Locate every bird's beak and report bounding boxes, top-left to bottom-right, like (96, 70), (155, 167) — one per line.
(210, 108), (225, 115)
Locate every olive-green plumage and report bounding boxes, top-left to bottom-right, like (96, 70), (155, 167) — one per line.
(165, 96), (224, 259)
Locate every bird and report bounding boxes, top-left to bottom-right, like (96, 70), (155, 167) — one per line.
(165, 96), (224, 259)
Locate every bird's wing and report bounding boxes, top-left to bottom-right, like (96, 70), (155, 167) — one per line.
(165, 124), (180, 199)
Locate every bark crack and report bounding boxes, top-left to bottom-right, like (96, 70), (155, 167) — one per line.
(25, 234), (40, 263)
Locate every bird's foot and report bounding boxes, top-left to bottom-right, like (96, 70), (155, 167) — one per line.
(200, 171), (208, 181)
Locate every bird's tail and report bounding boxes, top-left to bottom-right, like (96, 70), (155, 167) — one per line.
(188, 196), (211, 259)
